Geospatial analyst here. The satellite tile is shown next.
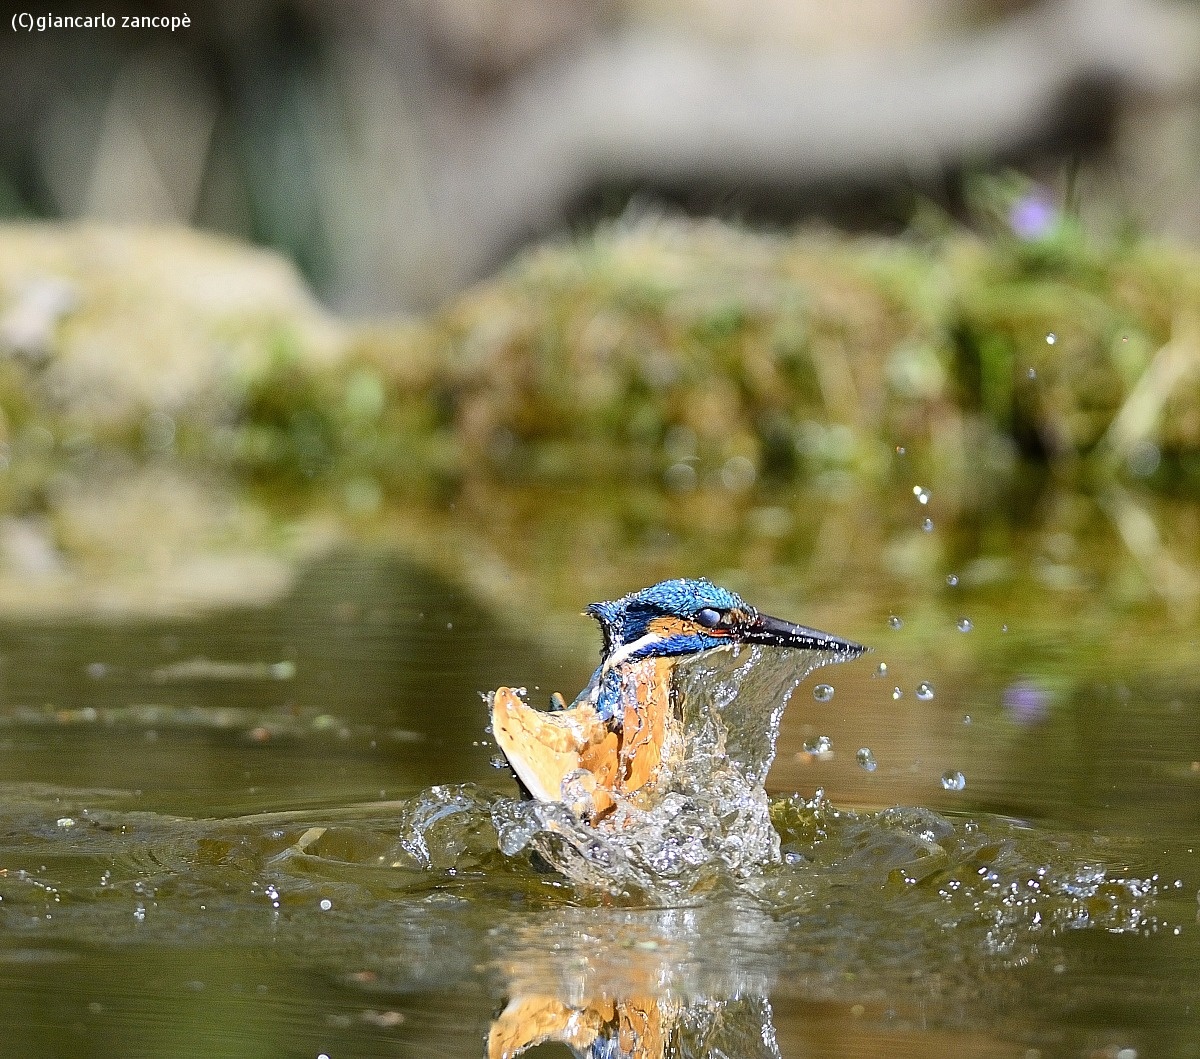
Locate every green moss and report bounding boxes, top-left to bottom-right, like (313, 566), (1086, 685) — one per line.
(2, 218), (1199, 493)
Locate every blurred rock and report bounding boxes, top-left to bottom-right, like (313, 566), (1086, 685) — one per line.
(5, 0), (1199, 310)
(0, 464), (334, 618)
(0, 223), (346, 435)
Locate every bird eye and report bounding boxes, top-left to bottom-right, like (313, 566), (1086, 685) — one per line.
(696, 608), (722, 628)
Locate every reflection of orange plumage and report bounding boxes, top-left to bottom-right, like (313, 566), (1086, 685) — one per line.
(487, 993), (672, 1059)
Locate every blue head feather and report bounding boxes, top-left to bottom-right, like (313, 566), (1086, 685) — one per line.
(586, 577), (747, 659)
(578, 578), (868, 725)
(578, 576), (865, 724)
(579, 578), (749, 720)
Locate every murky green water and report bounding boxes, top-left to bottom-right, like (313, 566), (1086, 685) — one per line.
(0, 471), (1197, 1058)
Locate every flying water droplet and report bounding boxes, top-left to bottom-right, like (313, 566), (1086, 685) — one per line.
(813, 684), (834, 703)
(489, 754), (509, 770)
(913, 485), (931, 505)
(922, 517), (934, 532)
(916, 682), (935, 701)
(892, 687), (903, 700)
(1027, 367), (1037, 380)
(875, 661), (889, 677)
(803, 735), (832, 755)
(941, 770), (966, 791)
(895, 445), (906, 456)
(888, 615), (903, 630)
(1045, 332), (1056, 345)
(957, 618), (973, 632)
(946, 574), (958, 586)
(856, 748), (878, 772)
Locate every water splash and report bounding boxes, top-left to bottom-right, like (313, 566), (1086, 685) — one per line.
(0, 780), (1178, 1040)
(802, 735), (833, 755)
(490, 643), (853, 892)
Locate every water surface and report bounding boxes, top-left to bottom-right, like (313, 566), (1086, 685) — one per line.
(0, 475), (1197, 1058)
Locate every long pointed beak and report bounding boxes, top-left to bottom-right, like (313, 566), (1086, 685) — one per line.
(738, 612), (867, 657)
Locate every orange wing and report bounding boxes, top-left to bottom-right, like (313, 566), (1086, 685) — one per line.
(490, 656), (680, 821)
(491, 687), (616, 816)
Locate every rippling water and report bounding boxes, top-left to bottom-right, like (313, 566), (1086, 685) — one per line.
(489, 644), (849, 891)
(0, 538), (1196, 1057)
(0, 777), (1184, 1058)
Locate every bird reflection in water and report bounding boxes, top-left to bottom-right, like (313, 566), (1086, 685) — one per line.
(488, 994), (679, 1059)
(488, 993), (782, 1059)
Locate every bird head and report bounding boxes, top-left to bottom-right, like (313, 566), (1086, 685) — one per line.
(586, 577), (865, 669)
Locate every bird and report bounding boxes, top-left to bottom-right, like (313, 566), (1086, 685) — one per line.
(490, 577), (866, 822)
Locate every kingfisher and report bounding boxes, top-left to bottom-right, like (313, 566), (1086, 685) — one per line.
(490, 577), (866, 822)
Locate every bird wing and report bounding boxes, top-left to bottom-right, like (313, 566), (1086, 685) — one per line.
(491, 687), (614, 815)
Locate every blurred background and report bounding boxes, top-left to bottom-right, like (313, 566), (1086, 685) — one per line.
(2, 7), (1200, 1057)
(4, 0), (1200, 312)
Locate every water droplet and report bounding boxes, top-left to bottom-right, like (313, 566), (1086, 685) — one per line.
(941, 770), (966, 791)
(895, 445), (906, 456)
(1001, 623), (1009, 633)
(888, 615), (903, 630)
(916, 682), (935, 701)
(489, 754), (509, 770)
(957, 618), (973, 632)
(962, 714), (972, 725)
(803, 735), (832, 755)
(319, 898), (332, 911)
(875, 661), (889, 677)
(856, 748), (878, 772)
(913, 485), (930, 505)
(946, 574), (958, 586)
(1027, 367), (1037, 380)
(1045, 332), (1056, 345)
(1126, 440), (1161, 478)
(813, 684), (834, 702)
(664, 462), (698, 493)
(892, 686), (903, 700)
(922, 517), (934, 532)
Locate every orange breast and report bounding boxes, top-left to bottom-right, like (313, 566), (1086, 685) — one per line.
(615, 655), (675, 803)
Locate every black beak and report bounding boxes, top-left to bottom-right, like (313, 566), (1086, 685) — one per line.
(738, 612), (867, 657)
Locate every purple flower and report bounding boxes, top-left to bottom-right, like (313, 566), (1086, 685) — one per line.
(1008, 192), (1058, 240)
(1003, 680), (1049, 724)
